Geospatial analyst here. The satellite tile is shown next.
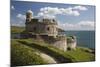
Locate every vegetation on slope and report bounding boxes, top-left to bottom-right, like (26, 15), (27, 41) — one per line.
(11, 26), (25, 33)
(11, 39), (95, 66)
(11, 39), (46, 66)
(65, 47), (95, 62)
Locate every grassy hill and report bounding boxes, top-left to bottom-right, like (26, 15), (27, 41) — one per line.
(11, 38), (95, 66)
(11, 26), (25, 33)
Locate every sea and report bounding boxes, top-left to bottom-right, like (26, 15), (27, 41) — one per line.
(12, 31), (95, 49)
(64, 31), (95, 49)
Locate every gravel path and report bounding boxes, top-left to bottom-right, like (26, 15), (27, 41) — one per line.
(39, 52), (57, 63)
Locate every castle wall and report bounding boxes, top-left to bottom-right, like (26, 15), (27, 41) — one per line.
(20, 10), (77, 52)
(67, 36), (77, 50)
(26, 20), (58, 37)
(53, 36), (67, 51)
(41, 35), (67, 51)
(45, 25), (58, 37)
(67, 42), (77, 50)
(29, 35), (67, 51)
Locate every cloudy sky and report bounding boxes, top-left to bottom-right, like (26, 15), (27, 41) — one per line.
(11, 1), (95, 31)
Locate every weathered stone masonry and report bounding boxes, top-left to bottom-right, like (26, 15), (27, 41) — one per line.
(23, 10), (77, 51)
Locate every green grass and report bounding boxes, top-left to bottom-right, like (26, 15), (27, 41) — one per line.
(17, 39), (74, 62)
(11, 26), (25, 33)
(22, 39), (95, 62)
(65, 47), (95, 62)
(11, 39), (46, 66)
(11, 38), (95, 66)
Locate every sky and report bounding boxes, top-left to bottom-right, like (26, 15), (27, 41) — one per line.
(11, 0), (95, 31)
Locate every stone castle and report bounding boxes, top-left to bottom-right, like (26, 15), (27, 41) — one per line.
(23, 10), (77, 51)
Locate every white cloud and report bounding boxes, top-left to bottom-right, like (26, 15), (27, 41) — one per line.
(58, 21), (95, 31)
(59, 8), (80, 16)
(13, 13), (26, 26)
(73, 6), (88, 11)
(77, 21), (94, 27)
(16, 14), (26, 20)
(38, 12), (44, 16)
(11, 5), (15, 10)
(37, 6), (87, 18)
(39, 7), (80, 16)
(37, 12), (56, 19)
(40, 7), (62, 15)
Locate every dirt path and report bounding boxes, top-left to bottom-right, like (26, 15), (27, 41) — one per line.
(39, 52), (57, 64)
(18, 40), (72, 63)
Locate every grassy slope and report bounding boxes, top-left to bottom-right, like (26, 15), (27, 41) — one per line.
(11, 39), (95, 66)
(11, 26), (25, 33)
(11, 26), (95, 66)
(11, 39), (46, 66)
(65, 48), (95, 62)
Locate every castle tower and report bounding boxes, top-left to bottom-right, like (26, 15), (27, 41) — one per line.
(67, 36), (77, 50)
(26, 10), (33, 22)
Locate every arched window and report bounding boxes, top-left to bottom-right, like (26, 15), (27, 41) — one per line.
(47, 27), (50, 31)
(33, 27), (36, 31)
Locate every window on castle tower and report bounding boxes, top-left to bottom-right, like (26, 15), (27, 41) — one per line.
(47, 27), (50, 31)
(33, 27), (36, 31)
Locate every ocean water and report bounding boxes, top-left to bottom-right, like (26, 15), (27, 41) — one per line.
(64, 31), (95, 49)
(12, 31), (95, 49)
